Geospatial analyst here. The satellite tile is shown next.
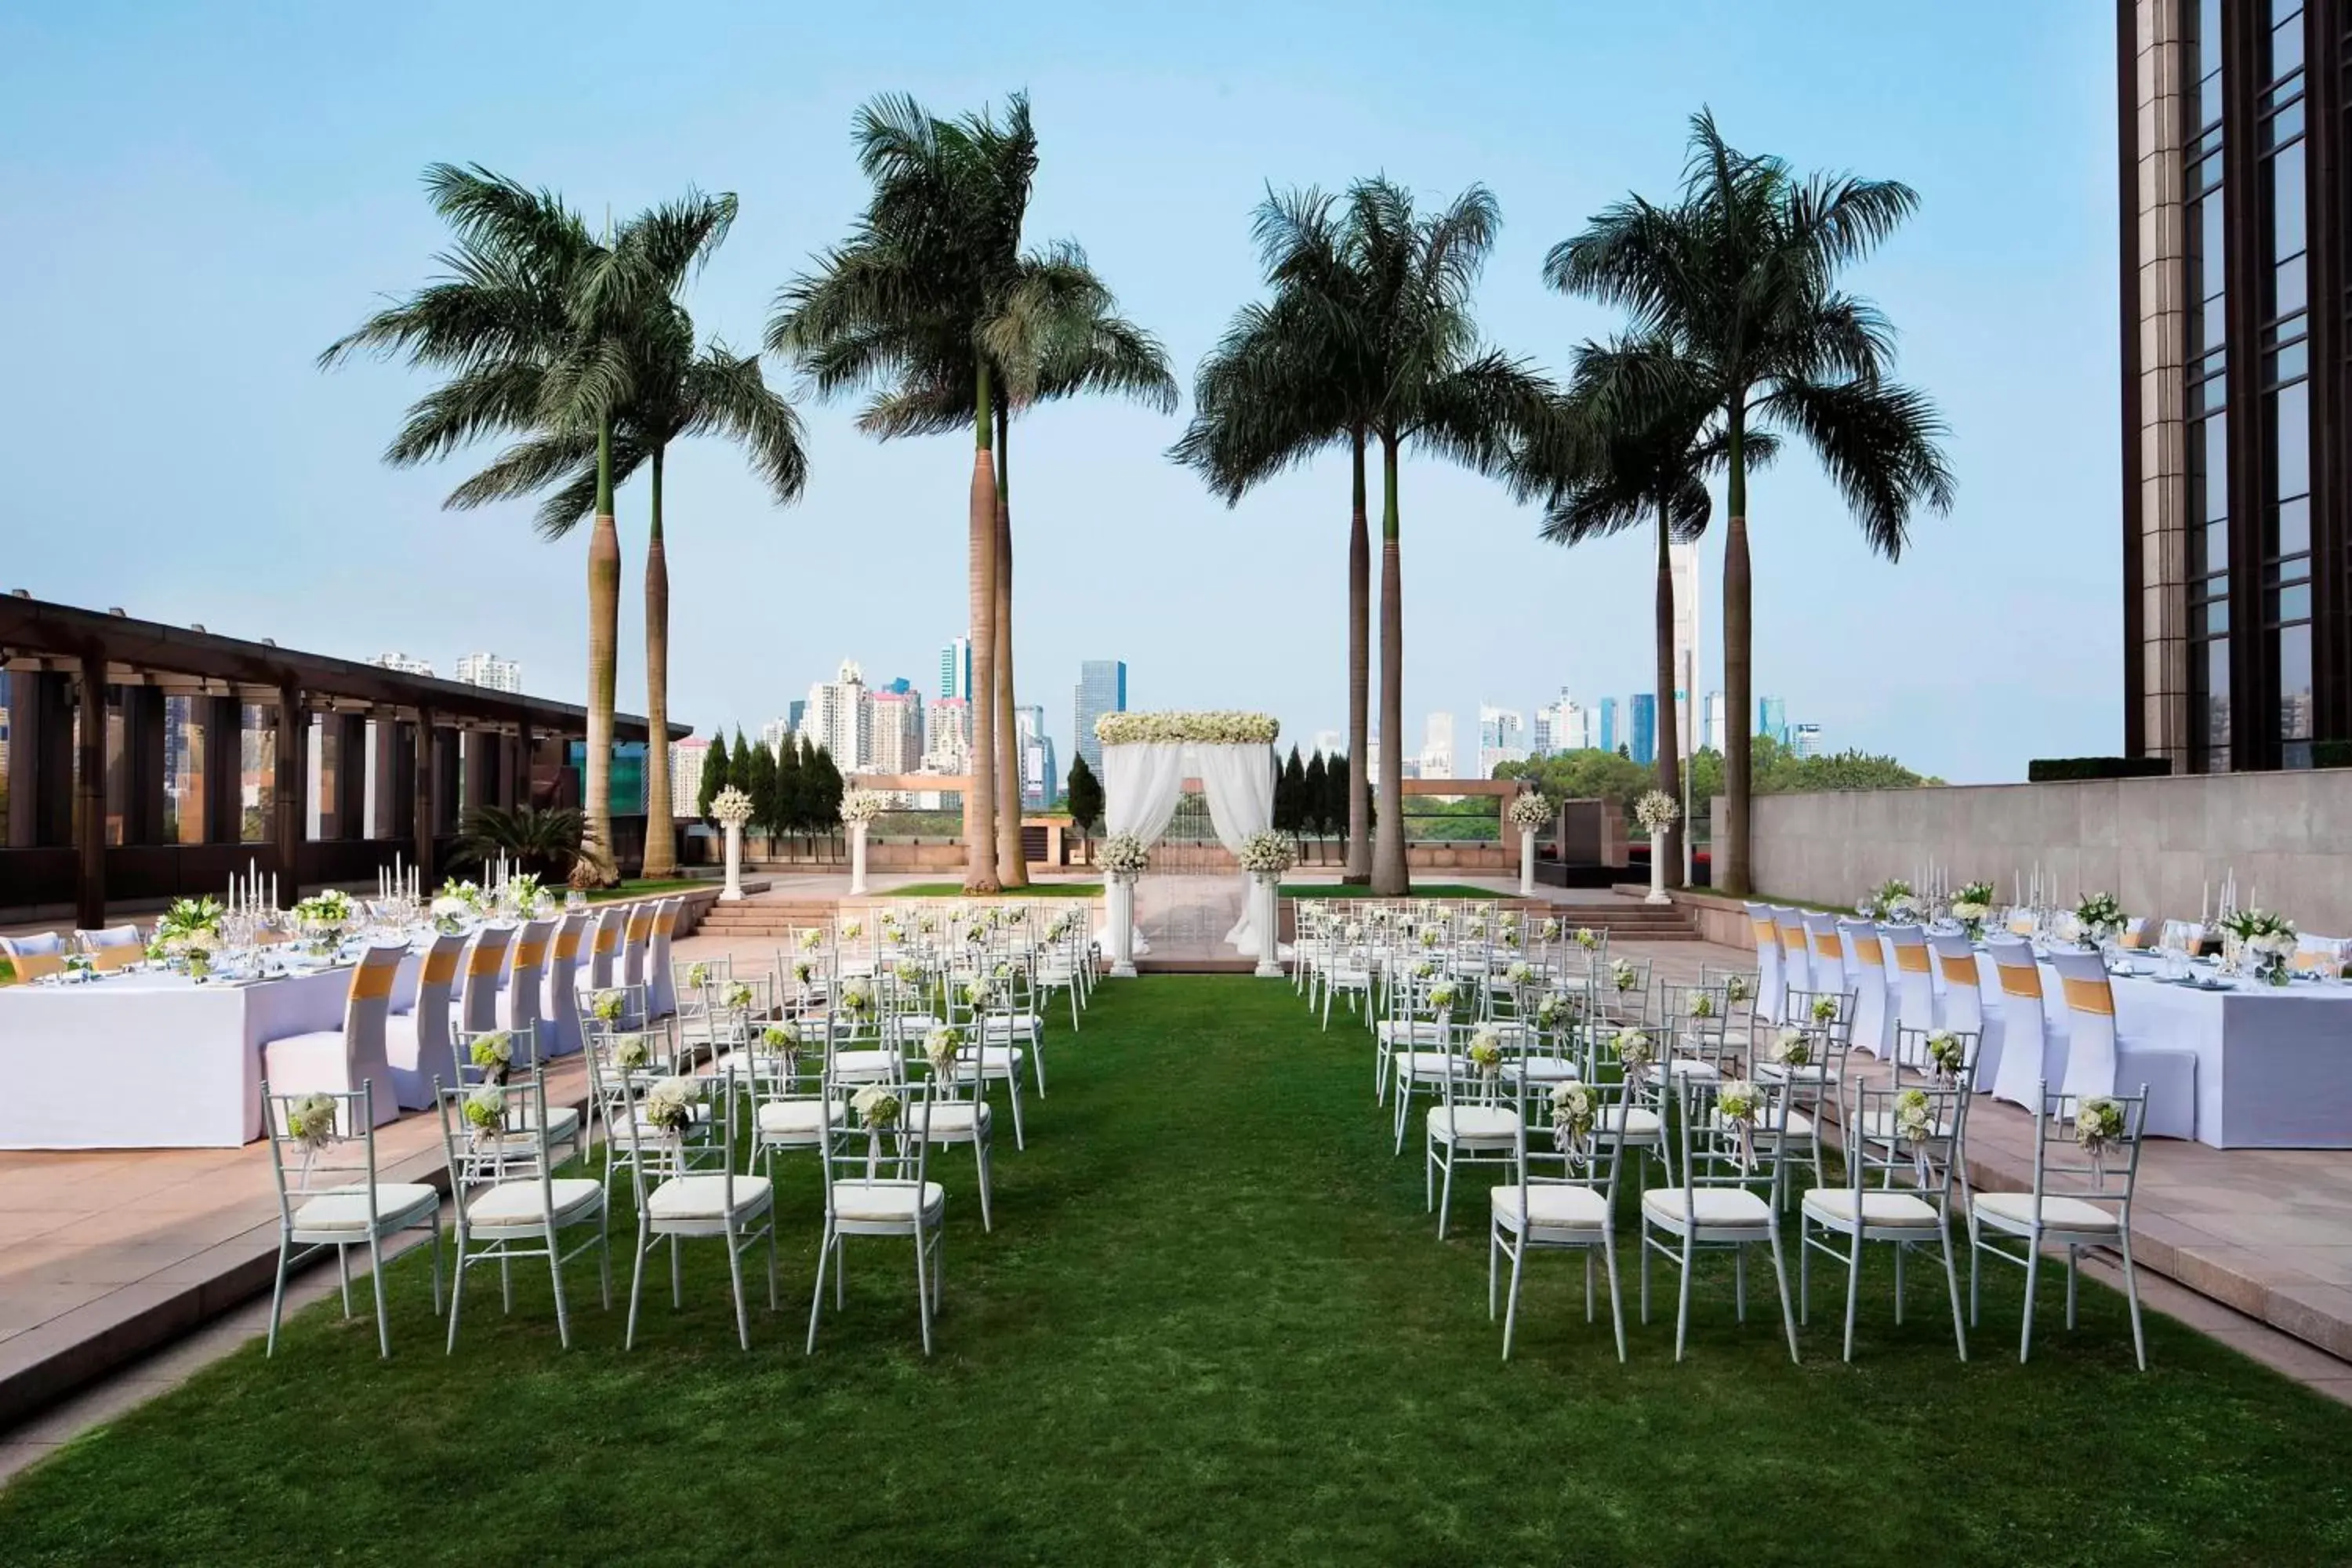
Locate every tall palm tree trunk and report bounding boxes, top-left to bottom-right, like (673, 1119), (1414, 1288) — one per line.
(993, 405), (1028, 887)
(1652, 495), (1682, 890)
(1721, 415), (1751, 896)
(585, 417), (622, 883)
(1370, 433), (1409, 895)
(965, 365), (1003, 893)
(640, 445), (676, 880)
(1345, 430), (1372, 884)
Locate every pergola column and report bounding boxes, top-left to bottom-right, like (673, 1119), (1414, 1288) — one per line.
(274, 682), (304, 901)
(6, 670), (72, 848)
(202, 695), (241, 845)
(432, 726), (460, 837)
(462, 729), (495, 823)
(75, 648), (107, 928)
(412, 707), (437, 884)
(331, 713), (367, 839)
(122, 685), (167, 845)
(515, 721), (536, 808)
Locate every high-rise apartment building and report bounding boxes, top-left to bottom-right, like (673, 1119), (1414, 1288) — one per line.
(1418, 712), (1455, 779)
(1757, 696), (1790, 746)
(2122, 0), (2345, 771)
(804, 659), (869, 769)
(1791, 721), (1827, 760)
(1073, 659), (1127, 774)
(922, 696), (971, 773)
(670, 737), (710, 809)
(1704, 690), (1727, 753)
(1014, 704), (1056, 808)
(369, 652), (435, 678)
(455, 652), (521, 693)
(938, 637), (971, 703)
(1535, 693), (1592, 754)
(869, 688), (924, 774)
(1312, 728), (1343, 758)
(1630, 693), (1657, 767)
(757, 717), (795, 757)
(1598, 696), (1619, 755)
(1475, 705), (1526, 777)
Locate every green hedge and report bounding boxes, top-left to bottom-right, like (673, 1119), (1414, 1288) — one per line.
(2314, 740), (2352, 769)
(2026, 756), (2173, 782)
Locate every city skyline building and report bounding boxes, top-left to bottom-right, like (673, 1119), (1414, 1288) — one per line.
(1014, 703), (1057, 808)
(1630, 692), (1657, 767)
(1312, 728), (1342, 759)
(938, 636), (971, 703)
(2121, 0), (2343, 772)
(1670, 539), (1701, 757)
(1705, 690), (1727, 753)
(368, 652), (434, 678)
(1418, 711), (1454, 778)
(922, 695), (971, 773)
(757, 716), (794, 757)
(1073, 658), (1127, 775)
(1598, 696), (1618, 755)
(804, 659), (870, 771)
(1757, 695), (1790, 746)
(869, 687), (925, 774)
(1475, 704), (1526, 777)
(454, 652), (521, 693)
(670, 736), (710, 811)
(1791, 720), (1827, 760)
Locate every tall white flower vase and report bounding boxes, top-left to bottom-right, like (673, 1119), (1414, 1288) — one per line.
(1109, 876), (1138, 978)
(1646, 829), (1671, 906)
(1519, 830), (1537, 898)
(720, 822), (746, 902)
(1254, 875), (1283, 978)
(848, 822), (869, 897)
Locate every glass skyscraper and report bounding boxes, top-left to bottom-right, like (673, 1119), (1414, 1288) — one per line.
(1073, 659), (1127, 775)
(1598, 696), (1619, 755)
(1629, 693), (1657, 767)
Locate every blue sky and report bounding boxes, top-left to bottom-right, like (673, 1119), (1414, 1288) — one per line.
(0, 1), (2120, 783)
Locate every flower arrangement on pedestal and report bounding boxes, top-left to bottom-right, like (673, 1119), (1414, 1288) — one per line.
(1098, 833), (1150, 880)
(711, 786), (756, 827)
(1633, 791), (1679, 833)
(838, 789), (887, 826)
(1094, 711), (1279, 746)
(1507, 793), (1554, 832)
(1237, 830), (1298, 879)
(2073, 891), (2125, 949)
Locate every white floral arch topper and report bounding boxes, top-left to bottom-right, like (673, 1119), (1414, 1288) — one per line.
(1094, 711), (1279, 746)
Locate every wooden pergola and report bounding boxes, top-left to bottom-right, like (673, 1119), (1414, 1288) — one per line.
(0, 593), (685, 925)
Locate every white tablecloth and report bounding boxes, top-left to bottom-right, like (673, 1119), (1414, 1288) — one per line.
(1956, 955), (2352, 1149)
(0, 956), (422, 1149)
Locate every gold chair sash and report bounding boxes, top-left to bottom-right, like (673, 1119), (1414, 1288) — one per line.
(1938, 954), (1980, 985)
(1780, 928), (1806, 951)
(510, 940), (546, 971)
(89, 945), (144, 973)
(1813, 933), (1842, 959)
(350, 960), (398, 1002)
(554, 931), (582, 960)
(1851, 941), (1885, 966)
(593, 924), (619, 954)
(467, 943), (505, 977)
(1893, 945), (1931, 974)
(2061, 975), (2115, 1015)
(1751, 920), (1776, 945)
(1997, 964), (2042, 998)
(8, 950), (67, 982)
(421, 948), (461, 985)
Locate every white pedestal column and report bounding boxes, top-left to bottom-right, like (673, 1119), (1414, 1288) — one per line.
(1254, 876), (1283, 978)
(848, 822), (869, 896)
(1109, 877), (1138, 978)
(1646, 829), (1670, 905)
(720, 822), (745, 902)
(1519, 832), (1537, 898)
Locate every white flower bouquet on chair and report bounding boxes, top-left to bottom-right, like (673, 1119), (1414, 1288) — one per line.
(1634, 791), (1678, 905)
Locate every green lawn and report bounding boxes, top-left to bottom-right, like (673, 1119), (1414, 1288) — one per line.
(878, 880), (1103, 898)
(585, 877), (717, 903)
(4, 979), (2349, 1564)
(1280, 880), (1504, 899)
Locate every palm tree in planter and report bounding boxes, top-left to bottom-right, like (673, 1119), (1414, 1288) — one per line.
(452, 286), (808, 881)
(1512, 330), (1778, 888)
(1544, 111), (1952, 895)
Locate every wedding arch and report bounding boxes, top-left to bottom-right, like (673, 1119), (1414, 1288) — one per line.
(1095, 711), (1279, 972)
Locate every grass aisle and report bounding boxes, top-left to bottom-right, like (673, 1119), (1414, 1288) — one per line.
(4, 979), (2350, 1564)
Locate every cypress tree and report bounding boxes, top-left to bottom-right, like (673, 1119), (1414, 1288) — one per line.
(775, 735), (806, 855)
(1302, 750), (1330, 840)
(1064, 754), (1105, 836)
(808, 744), (846, 844)
(697, 729), (730, 821)
(1278, 745), (1308, 833)
(742, 735), (779, 855)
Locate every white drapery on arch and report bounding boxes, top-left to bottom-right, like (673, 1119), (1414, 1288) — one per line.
(1102, 741), (1276, 956)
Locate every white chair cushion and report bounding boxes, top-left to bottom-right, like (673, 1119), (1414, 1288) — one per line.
(920, 1102), (991, 1138)
(469, 1177), (604, 1228)
(1643, 1187), (1774, 1229)
(1427, 1105), (1520, 1141)
(1505, 1058), (1581, 1083)
(646, 1173), (773, 1221)
(292, 1183), (437, 1233)
(829, 1179), (946, 1225)
(1597, 1105), (1663, 1139)
(1973, 1191), (2122, 1233)
(959, 1045), (1025, 1073)
(831, 1049), (900, 1079)
(756, 1099), (846, 1136)
(1376, 1021), (1447, 1044)
(1801, 1189), (1941, 1228)
(1492, 1182), (1611, 1232)
(1653, 1057), (1722, 1083)
(1395, 1051), (1466, 1080)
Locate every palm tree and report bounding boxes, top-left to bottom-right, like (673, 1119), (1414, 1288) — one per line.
(1173, 188), (1377, 884)
(1513, 332), (1777, 887)
(451, 278), (808, 881)
(773, 93), (1169, 894)
(1545, 111), (1953, 895)
(1338, 179), (1551, 895)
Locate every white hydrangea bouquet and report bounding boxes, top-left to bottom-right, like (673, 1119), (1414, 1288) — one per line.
(1550, 1081), (1599, 1162)
(463, 1082), (508, 1138)
(1611, 1027), (1654, 1077)
(284, 1091), (339, 1155)
(1466, 1025), (1505, 1085)
(1098, 833), (1151, 880)
(1862, 878), (1916, 922)
(1633, 790), (1679, 833)
(2074, 1094), (2126, 1179)
(838, 789), (887, 826)
(469, 1029), (514, 1085)
(1534, 991), (1580, 1032)
(1424, 981), (1460, 1018)
(1611, 958), (1639, 993)
(642, 1076), (701, 1141)
(590, 989), (625, 1025)
(1951, 880), (1994, 940)
(2220, 908), (2297, 985)
(1237, 830), (1298, 879)
(1715, 1078), (1763, 1170)
(1926, 1029), (1967, 1084)
(710, 786), (756, 827)
(1507, 792), (1554, 832)
(924, 1025), (963, 1080)
(611, 1031), (653, 1071)
(852, 1083), (903, 1133)
(1769, 1025), (1812, 1068)
(2073, 891), (2126, 948)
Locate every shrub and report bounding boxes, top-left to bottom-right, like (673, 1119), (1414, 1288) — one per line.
(2026, 757), (2172, 783)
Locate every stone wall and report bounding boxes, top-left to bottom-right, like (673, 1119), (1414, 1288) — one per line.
(1733, 771), (2352, 935)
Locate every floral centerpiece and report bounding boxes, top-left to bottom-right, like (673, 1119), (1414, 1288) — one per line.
(1094, 711), (1279, 746)
(469, 1029), (514, 1085)
(2073, 891), (2126, 949)
(1770, 1025), (1813, 1068)
(839, 789), (887, 826)
(432, 879), (484, 934)
(1237, 830), (1298, 880)
(641, 1077), (701, 1142)
(1098, 833), (1151, 881)
(2074, 1094), (2126, 1178)
(1925, 1029), (1967, 1084)
(1550, 1081), (1599, 1160)
(2220, 908), (2297, 985)
(151, 895), (225, 975)
(1862, 878), (1917, 922)
(505, 872), (549, 916)
(1466, 1025), (1504, 1085)
(289, 889), (355, 951)
(1507, 793), (1554, 833)
(1951, 880), (1994, 940)
(1633, 790), (1679, 833)
(710, 786), (756, 827)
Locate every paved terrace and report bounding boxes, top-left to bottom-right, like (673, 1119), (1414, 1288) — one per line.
(5, 892), (2350, 1483)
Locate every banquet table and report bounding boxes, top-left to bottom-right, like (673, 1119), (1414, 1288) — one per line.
(1936, 946), (2352, 1150)
(0, 953), (423, 1149)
